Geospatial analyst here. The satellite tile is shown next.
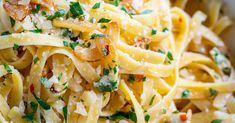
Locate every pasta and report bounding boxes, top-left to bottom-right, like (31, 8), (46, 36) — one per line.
(0, 0), (234, 123)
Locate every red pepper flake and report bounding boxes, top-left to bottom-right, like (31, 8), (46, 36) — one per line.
(30, 84), (35, 93)
(180, 114), (188, 122)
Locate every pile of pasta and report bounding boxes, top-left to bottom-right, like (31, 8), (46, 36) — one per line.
(0, 0), (234, 122)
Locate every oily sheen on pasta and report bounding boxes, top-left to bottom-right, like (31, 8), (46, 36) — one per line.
(0, 0), (234, 123)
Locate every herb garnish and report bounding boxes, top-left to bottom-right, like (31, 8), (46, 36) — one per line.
(92, 2), (101, 9)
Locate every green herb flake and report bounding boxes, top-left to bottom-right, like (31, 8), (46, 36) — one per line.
(127, 74), (135, 83)
(31, 4), (41, 14)
(162, 28), (169, 32)
(149, 95), (156, 105)
(146, 44), (150, 50)
(10, 17), (15, 27)
(29, 28), (42, 33)
(166, 51), (173, 64)
(47, 9), (65, 20)
(13, 43), (20, 50)
(110, 0), (120, 7)
(182, 89), (190, 98)
(113, 66), (118, 74)
(58, 73), (63, 81)
(41, 10), (47, 16)
(32, 93), (51, 110)
(3, 64), (12, 73)
(151, 29), (157, 35)
(103, 68), (110, 76)
(109, 111), (137, 122)
(209, 88), (218, 97)
(39, 77), (51, 88)
(172, 110), (179, 114)
(94, 78), (117, 92)
(98, 18), (111, 23)
(63, 41), (69, 47)
(33, 57), (39, 64)
(90, 33), (105, 39)
(211, 119), (222, 123)
(63, 106), (68, 123)
(1, 31), (12, 36)
(69, 42), (79, 50)
(102, 48), (108, 56)
(92, 2), (101, 9)
(162, 109), (167, 114)
(121, 6), (134, 18)
(140, 9), (153, 14)
(22, 112), (35, 121)
(142, 76), (147, 82)
(62, 28), (73, 37)
(145, 114), (150, 122)
(70, 2), (84, 18)
(89, 18), (95, 23)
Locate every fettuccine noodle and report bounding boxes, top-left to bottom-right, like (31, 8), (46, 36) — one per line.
(0, 0), (234, 123)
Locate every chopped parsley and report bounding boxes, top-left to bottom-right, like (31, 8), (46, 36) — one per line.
(145, 114), (150, 122)
(47, 9), (65, 20)
(13, 43), (20, 50)
(121, 6), (134, 18)
(113, 66), (118, 74)
(211, 119), (222, 123)
(29, 28), (42, 33)
(172, 110), (179, 114)
(63, 41), (69, 47)
(22, 102), (38, 122)
(10, 17), (15, 27)
(92, 2), (101, 9)
(89, 18), (95, 23)
(127, 74), (135, 83)
(41, 10), (47, 16)
(151, 29), (157, 35)
(209, 88), (218, 97)
(62, 28), (73, 37)
(182, 89), (190, 98)
(108, 111), (137, 122)
(140, 10), (153, 14)
(146, 44), (150, 50)
(90, 33), (105, 39)
(58, 73), (63, 81)
(32, 93), (51, 110)
(149, 95), (156, 105)
(162, 28), (169, 32)
(102, 48), (108, 56)
(110, 0), (120, 7)
(33, 57), (39, 64)
(70, 2), (84, 18)
(1, 31), (11, 36)
(166, 51), (173, 64)
(3, 64), (12, 73)
(69, 42), (79, 50)
(162, 109), (167, 114)
(63, 106), (68, 123)
(98, 18), (111, 23)
(31, 4), (41, 14)
(40, 77), (51, 88)
(103, 68), (110, 75)
(94, 77), (117, 92)
(142, 76), (147, 82)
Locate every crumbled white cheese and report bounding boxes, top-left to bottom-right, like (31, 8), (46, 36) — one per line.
(74, 102), (87, 116)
